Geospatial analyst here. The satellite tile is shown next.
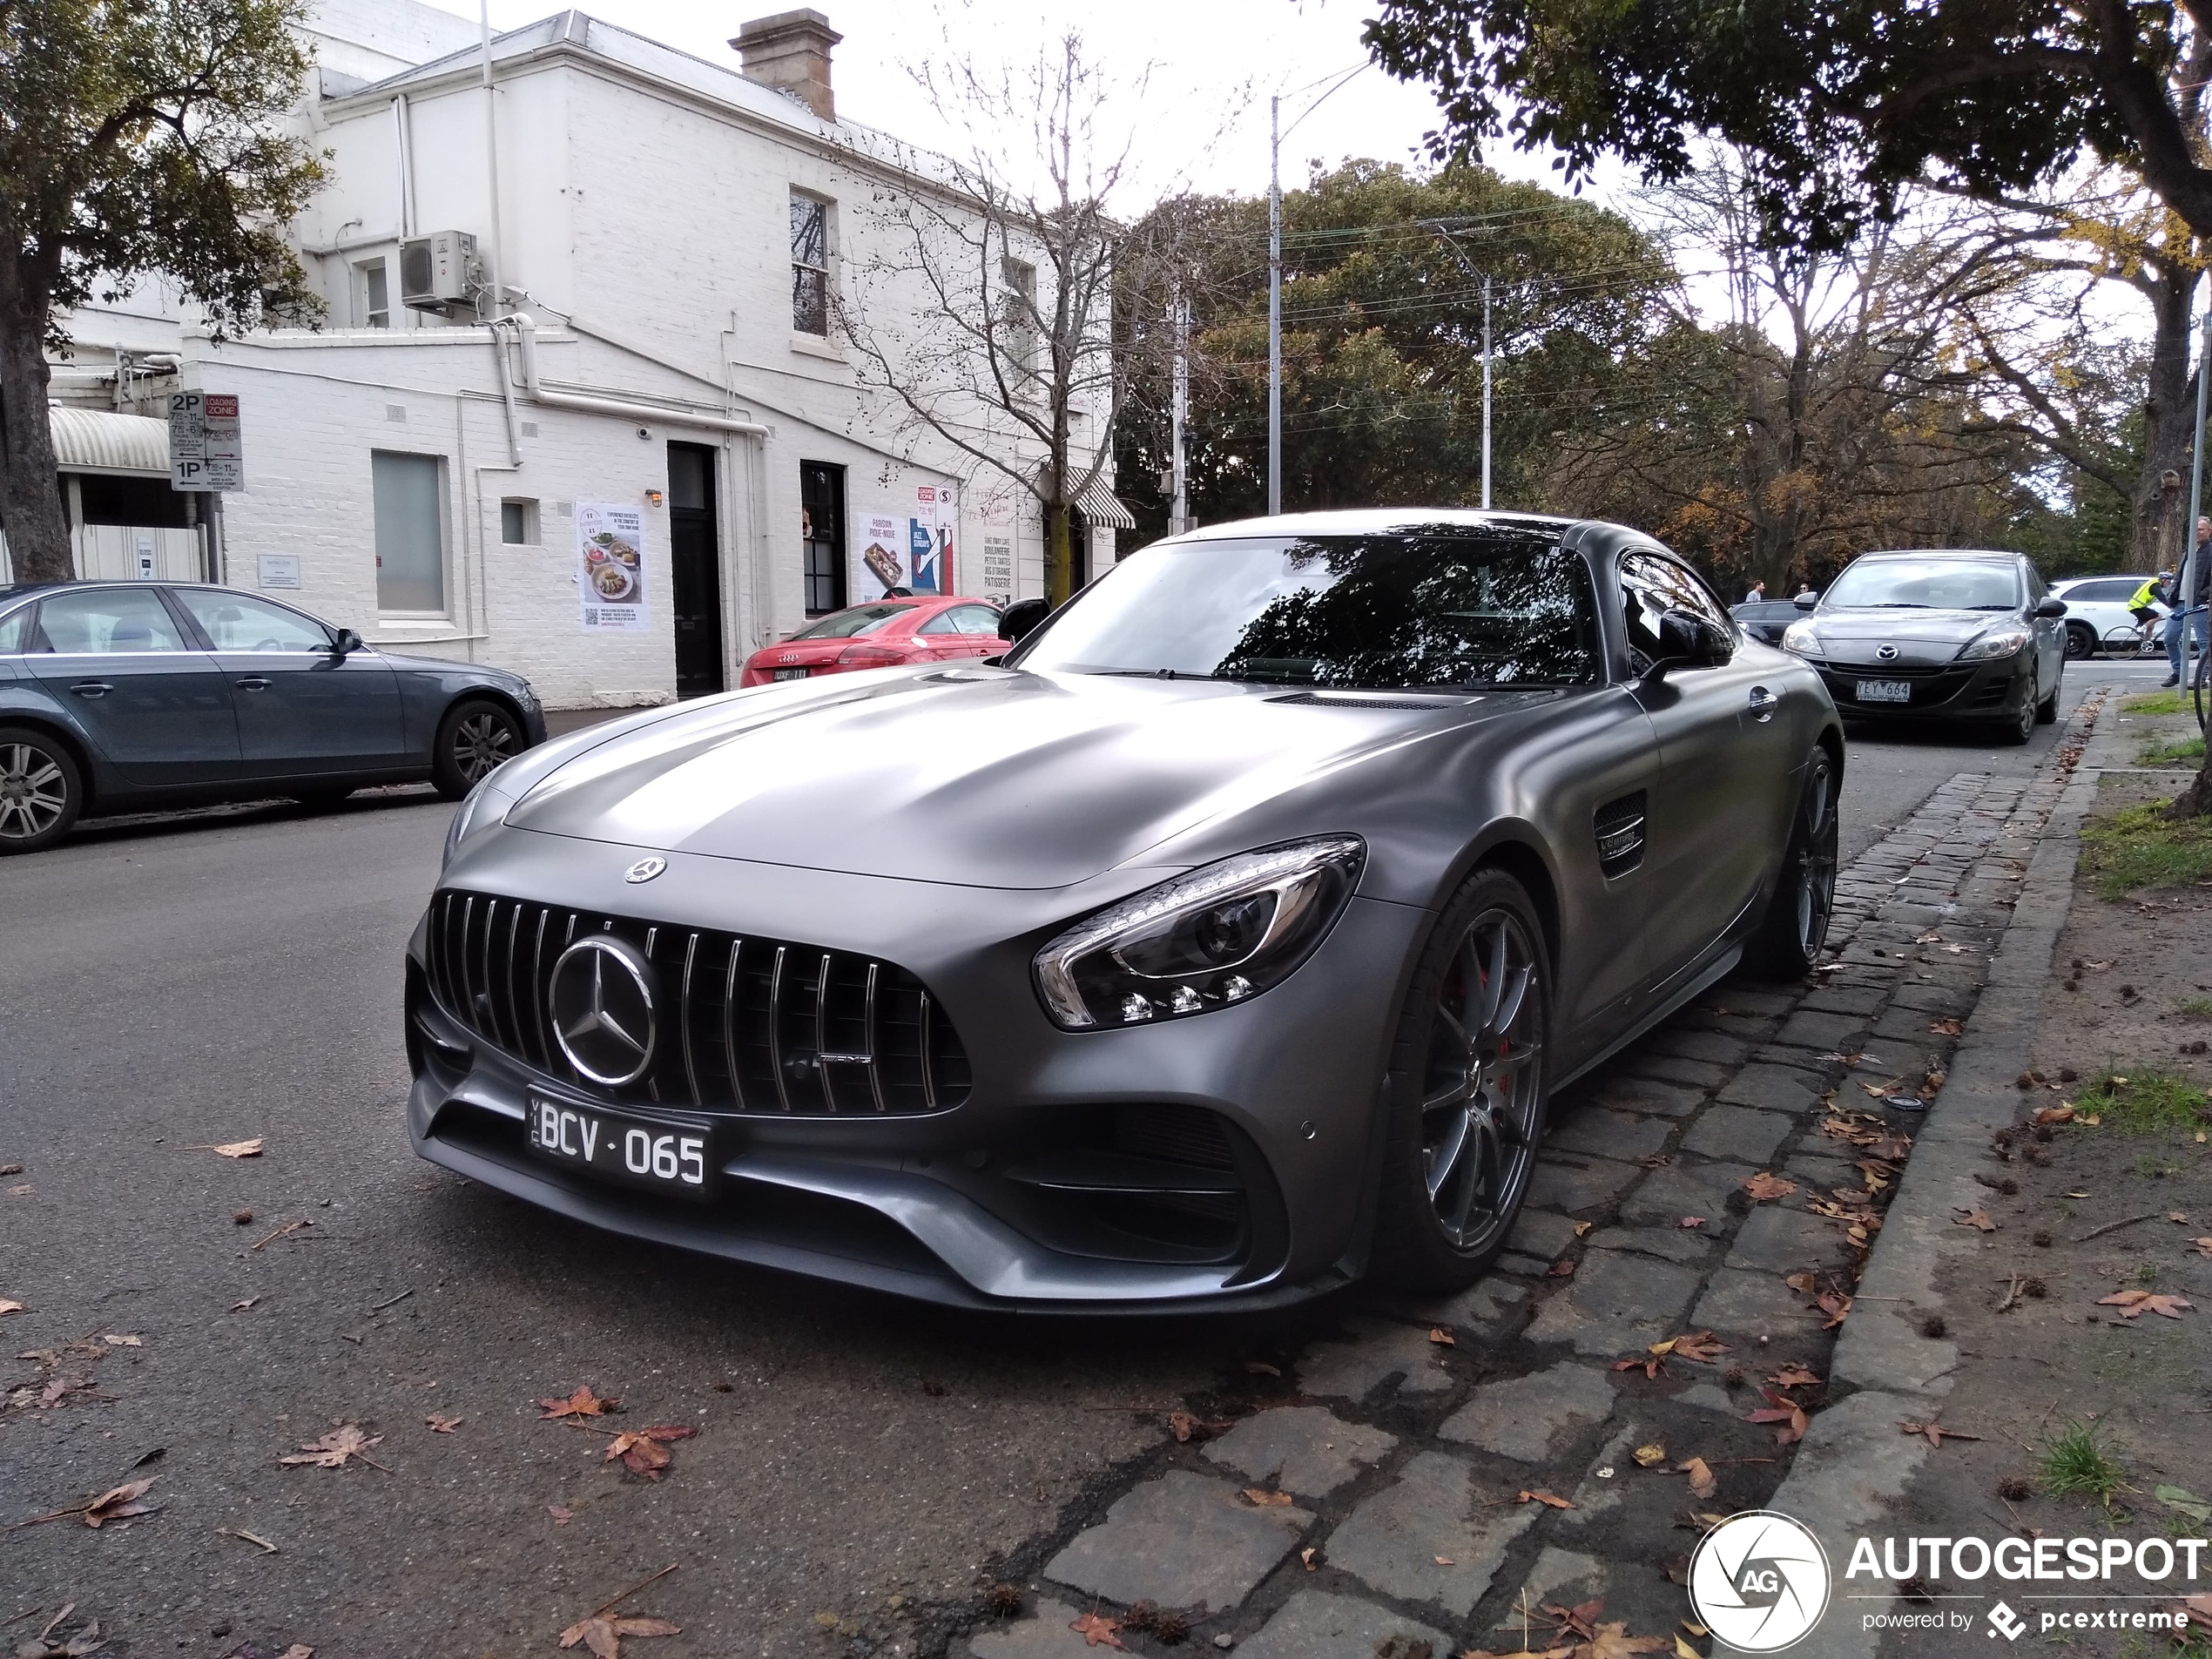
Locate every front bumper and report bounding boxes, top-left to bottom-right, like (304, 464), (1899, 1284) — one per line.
(404, 831), (1428, 1312)
(1800, 651), (2032, 723)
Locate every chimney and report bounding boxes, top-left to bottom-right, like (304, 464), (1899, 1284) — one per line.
(733, 10), (841, 123)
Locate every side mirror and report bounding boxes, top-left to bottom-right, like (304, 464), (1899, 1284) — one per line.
(332, 627), (364, 655)
(999, 597), (1049, 644)
(1653, 608), (1733, 671)
(1794, 591), (1817, 610)
(2033, 597), (2067, 619)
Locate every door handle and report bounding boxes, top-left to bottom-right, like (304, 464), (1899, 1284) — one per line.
(1747, 686), (1779, 723)
(69, 680), (111, 698)
(235, 676), (273, 691)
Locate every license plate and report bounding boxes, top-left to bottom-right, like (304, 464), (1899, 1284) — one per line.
(1856, 679), (1912, 704)
(527, 1096), (712, 1198)
(772, 667), (808, 681)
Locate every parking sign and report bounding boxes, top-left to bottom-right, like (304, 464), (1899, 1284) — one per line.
(169, 391), (244, 491)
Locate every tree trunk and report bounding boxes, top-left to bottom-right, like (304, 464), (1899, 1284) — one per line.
(1045, 498), (1075, 606)
(2130, 262), (2195, 571)
(0, 242), (71, 585)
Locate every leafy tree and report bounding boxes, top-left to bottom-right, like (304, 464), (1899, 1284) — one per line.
(1, 0), (324, 584)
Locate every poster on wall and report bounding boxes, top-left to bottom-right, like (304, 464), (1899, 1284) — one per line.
(577, 502), (649, 632)
(981, 535), (1014, 607)
(853, 512), (905, 600)
(909, 484), (957, 595)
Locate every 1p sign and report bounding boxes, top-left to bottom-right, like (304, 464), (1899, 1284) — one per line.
(169, 391), (244, 491)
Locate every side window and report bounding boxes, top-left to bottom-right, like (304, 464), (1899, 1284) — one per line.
(173, 590), (333, 652)
(35, 588), (188, 654)
(1619, 551), (1728, 672)
(926, 605), (998, 636)
(0, 605), (31, 653)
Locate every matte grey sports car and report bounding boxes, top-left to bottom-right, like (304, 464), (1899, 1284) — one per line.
(407, 511), (1842, 1311)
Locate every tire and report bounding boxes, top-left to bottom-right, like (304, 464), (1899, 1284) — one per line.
(1743, 746), (1839, 981)
(432, 697), (524, 800)
(289, 786), (358, 811)
(2036, 662), (2061, 724)
(0, 726), (84, 854)
(1996, 668), (2036, 746)
(1371, 867), (1552, 1291)
(2063, 623), (2094, 660)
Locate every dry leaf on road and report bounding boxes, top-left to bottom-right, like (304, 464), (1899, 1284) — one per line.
(2033, 1105), (2074, 1125)
(1580, 1622), (1671, 1656)
(2191, 1238), (2212, 1259)
(2098, 1289), (2194, 1319)
(1899, 1420), (1983, 1448)
(1633, 1442), (1669, 1467)
(279, 1425), (385, 1470)
(1953, 1208), (1998, 1231)
(549, 1505), (575, 1526)
(425, 1413), (462, 1433)
(1067, 1610), (1125, 1649)
(540, 1386), (619, 1420)
(199, 1138), (264, 1157)
(604, 1425), (696, 1480)
(1768, 1364), (1822, 1387)
(557, 1615), (681, 1657)
(1743, 1172), (1797, 1203)
(230, 1297), (261, 1312)
(276, 1648), (313, 1659)
(1747, 1388), (1809, 1447)
(1242, 1487), (1295, 1507)
(1930, 1017), (1963, 1035)
(1677, 1457), (1716, 1500)
(82, 1476), (161, 1527)
(1680, 1216), (1706, 1229)
(1614, 1354), (1671, 1381)
(1241, 1359), (1280, 1376)
(0, 1298), (23, 1316)
(1300, 1546), (1318, 1571)
(1429, 1326), (1456, 1345)
(1517, 1489), (1575, 1508)
(1669, 1332), (1728, 1364)
(1166, 1410), (1231, 1443)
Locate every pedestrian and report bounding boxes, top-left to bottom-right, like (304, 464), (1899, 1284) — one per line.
(2162, 521), (2212, 687)
(1744, 579), (1766, 604)
(1794, 582), (1815, 600)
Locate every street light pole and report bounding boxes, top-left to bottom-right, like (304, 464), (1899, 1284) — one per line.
(1268, 95), (1281, 517)
(2184, 297), (2211, 720)
(1481, 274), (1492, 510)
(1170, 292), (1190, 536)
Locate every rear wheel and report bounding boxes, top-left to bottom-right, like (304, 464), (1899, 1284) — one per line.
(432, 698), (523, 799)
(0, 727), (83, 854)
(1743, 747), (1838, 981)
(1372, 867), (1551, 1291)
(2063, 622), (2095, 660)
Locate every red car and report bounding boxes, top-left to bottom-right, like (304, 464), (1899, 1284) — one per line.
(737, 597), (1010, 687)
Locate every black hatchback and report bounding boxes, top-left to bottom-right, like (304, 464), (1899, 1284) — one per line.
(0, 581), (545, 853)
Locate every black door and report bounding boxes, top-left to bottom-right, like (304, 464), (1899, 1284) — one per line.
(667, 442), (725, 696)
(800, 462), (846, 616)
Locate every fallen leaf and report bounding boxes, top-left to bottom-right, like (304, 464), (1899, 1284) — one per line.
(1548, 1259), (1575, 1277)
(1614, 1354), (1671, 1381)
(1435, 1554), (1458, 1565)
(1633, 1442), (1669, 1467)
(1679, 1216), (1706, 1229)
(1300, 1546), (1318, 1571)
(1677, 1456), (1716, 1500)
(2168, 1211), (2189, 1224)
(1899, 1420), (1984, 1448)
(605, 1425), (696, 1480)
(1580, 1623), (1671, 1657)
(2182, 1593), (2212, 1633)
(230, 1297), (261, 1312)
(0, 1299), (23, 1316)
(2192, 1238), (2212, 1259)
(1166, 1409), (1232, 1442)
(1817, 1291), (1852, 1328)
(0, 1163), (18, 1176)
(1429, 1326), (1456, 1346)
(1859, 1080), (1900, 1099)
(1676, 1638), (1702, 1659)
(207, 1138), (264, 1157)
(1747, 1388), (1809, 1447)
(2033, 1105), (2074, 1125)
(1573, 1220), (1595, 1237)
(1767, 1364), (1822, 1387)
(279, 1424), (384, 1470)
(102, 1333), (140, 1347)
(1953, 1208), (1998, 1232)
(540, 1386), (619, 1420)
(425, 1413), (462, 1433)
(1517, 1489), (1575, 1508)
(1067, 1610), (1125, 1649)
(82, 1476), (160, 1527)
(1669, 1332), (1727, 1364)
(276, 1648), (314, 1659)
(1242, 1359), (1280, 1376)
(2155, 1486), (2212, 1523)
(549, 1504), (575, 1526)
(558, 1615), (682, 1656)
(1930, 1017), (1963, 1035)
(1243, 1487), (1295, 1506)
(1743, 1171), (1797, 1203)
(2097, 1289), (2194, 1320)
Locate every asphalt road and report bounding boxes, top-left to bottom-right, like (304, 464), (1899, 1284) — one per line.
(0, 652), (2169, 1655)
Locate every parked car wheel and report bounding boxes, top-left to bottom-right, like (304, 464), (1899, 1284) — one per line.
(1743, 747), (1838, 980)
(1998, 668), (2038, 746)
(433, 698), (524, 799)
(0, 726), (84, 854)
(2064, 621), (2096, 659)
(290, 786), (358, 811)
(2037, 664), (2062, 724)
(1372, 867), (1551, 1291)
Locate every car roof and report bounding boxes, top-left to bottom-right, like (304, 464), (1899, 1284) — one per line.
(1174, 509), (1581, 543)
(1849, 548), (2021, 562)
(2054, 573), (2149, 586)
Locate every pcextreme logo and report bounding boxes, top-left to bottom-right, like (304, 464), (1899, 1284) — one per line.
(1688, 1511), (1831, 1652)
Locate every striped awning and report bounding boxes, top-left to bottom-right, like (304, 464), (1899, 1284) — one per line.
(50, 407), (170, 475)
(1074, 476), (1136, 530)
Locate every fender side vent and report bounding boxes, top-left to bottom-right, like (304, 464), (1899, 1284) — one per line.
(1595, 791), (1647, 879)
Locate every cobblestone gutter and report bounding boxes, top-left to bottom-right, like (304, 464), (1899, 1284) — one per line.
(940, 697), (2102, 1659)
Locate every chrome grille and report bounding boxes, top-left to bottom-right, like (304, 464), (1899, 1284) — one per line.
(425, 888), (971, 1115)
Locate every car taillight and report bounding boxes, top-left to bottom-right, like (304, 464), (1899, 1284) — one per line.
(836, 644), (906, 668)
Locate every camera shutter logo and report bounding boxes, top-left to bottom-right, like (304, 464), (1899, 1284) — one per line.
(1687, 1510), (1831, 1651)
(548, 935), (658, 1087)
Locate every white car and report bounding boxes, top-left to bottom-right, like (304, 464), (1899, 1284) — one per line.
(2048, 575), (2164, 659)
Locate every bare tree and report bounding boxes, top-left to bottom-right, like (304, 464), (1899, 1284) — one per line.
(839, 33), (1198, 604)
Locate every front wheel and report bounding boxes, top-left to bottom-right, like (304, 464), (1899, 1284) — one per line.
(1743, 746), (1839, 981)
(0, 728), (82, 854)
(2036, 663), (2061, 724)
(432, 698), (524, 800)
(1997, 669), (2037, 746)
(1371, 867), (1551, 1291)
(2063, 623), (2095, 660)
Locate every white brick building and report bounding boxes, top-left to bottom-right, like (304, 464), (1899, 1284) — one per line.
(44, 1), (1126, 708)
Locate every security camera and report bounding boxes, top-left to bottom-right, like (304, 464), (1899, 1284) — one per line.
(637, 426), (651, 440)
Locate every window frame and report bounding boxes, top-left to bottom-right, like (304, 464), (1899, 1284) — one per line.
(357, 259), (391, 329)
(1617, 547), (1735, 677)
(790, 191), (831, 338)
(500, 497), (539, 547)
(799, 460), (847, 616)
(370, 449), (451, 618)
(32, 584), (192, 655)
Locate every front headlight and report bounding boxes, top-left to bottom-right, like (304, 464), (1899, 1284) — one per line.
(1781, 621), (1818, 654)
(1033, 836), (1365, 1029)
(1958, 627), (2030, 661)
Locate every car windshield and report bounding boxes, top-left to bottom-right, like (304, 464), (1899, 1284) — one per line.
(787, 604), (912, 640)
(1824, 558), (2020, 611)
(1013, 528), (1602, 689)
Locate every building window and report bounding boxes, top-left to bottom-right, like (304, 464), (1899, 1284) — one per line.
(500, 498), (538, 545)
(1001, 256), (1038, 379)
(791, 192), (829, 335)
(358, 260), (390, 328)
(800, 462), (846, 614)
(372, 451), (446, 613)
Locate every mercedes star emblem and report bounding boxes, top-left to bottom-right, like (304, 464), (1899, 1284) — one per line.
(1876, 644), (1899, 661)
(624, 856), (666, 883)
(547, 934), (658, 1086)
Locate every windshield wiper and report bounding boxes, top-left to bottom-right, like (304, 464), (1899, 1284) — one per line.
(1858, 602), (1935, 609)
(1085, 667), (1221, 681)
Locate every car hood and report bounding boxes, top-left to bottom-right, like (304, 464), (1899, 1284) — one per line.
(502, 667), (1532, 888)
(1800, 607), (2018, 667)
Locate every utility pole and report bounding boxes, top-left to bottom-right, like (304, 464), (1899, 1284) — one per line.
(2184, 298), (2210, 720)
(1267, 95), (1281, 517)
(1170, 291), (1190, 536)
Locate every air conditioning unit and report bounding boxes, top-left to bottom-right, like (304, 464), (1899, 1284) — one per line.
(399, 231), (478, 312)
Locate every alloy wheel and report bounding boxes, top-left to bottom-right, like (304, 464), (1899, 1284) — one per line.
(451, 712), (516, 785)
(0, 741), (69, 842)
(1419, 907), (1545, 1253)
(1793, 757), (1839, 960)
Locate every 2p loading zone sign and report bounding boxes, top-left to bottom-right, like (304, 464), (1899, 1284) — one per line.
(168, 391), (244, 492)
